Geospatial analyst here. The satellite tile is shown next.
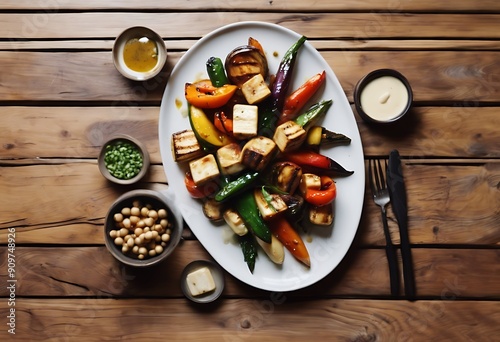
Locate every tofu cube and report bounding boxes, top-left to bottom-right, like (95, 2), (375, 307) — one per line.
(189, 154), (220, 185)
(171, 129), (204, 162)
(233, 104), (258, 139)
(241, 136), (278, 171)
(241, 74), (271, 104)
(186, 267), (216, 296)
(309, 203), (334, 226)
(253, 189), (288, 221)
(216, 143), (244, 175)
(299, 173), (321, 196)
(273, 121), (307, 152)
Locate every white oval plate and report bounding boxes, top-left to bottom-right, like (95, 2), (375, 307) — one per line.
(159, 21), (365, 292)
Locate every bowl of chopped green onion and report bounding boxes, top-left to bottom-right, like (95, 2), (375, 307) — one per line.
(98, 134), (150, 185)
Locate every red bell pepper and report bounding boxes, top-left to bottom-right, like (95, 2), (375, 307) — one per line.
(268, 216), (310, 267)
(185, 79), (238, 109)
(281, 150), (354, 177)
(279, 70), (326, 124)
(304, 175), (336, 206)
(184, 171), (219, 198)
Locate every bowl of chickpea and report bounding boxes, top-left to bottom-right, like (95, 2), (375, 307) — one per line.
(104, 189), (183, 267)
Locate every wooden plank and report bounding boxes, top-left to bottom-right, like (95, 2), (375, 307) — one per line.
(0, 298), (499, 341)
(2, 39), (500, 51)
(1, 107), (499, 161)
(0, 161), (498, 245)
(0, 51), (499, 102)
(1, 13), (500, 40)
(1, 245), (499, 298)
(2, 0), (500, 12)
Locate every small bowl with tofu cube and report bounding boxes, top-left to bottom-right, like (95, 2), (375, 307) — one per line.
(180, 260), (225, 303)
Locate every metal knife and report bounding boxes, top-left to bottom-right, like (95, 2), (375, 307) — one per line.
(387, 149), (416, 300)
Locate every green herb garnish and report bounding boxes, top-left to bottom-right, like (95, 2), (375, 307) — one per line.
(104, 141), (143, 180)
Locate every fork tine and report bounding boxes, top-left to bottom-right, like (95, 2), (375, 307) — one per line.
(373, 159), (382, 191)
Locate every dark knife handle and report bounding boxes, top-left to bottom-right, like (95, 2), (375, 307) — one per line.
(381, 210), (400, 296)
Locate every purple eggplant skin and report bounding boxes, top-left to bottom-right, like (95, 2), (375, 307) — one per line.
(258, 35), (308, 137)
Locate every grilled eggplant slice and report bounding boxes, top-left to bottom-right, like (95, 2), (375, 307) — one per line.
(268, 161), (303, 195)
(225, 45), (268, 87)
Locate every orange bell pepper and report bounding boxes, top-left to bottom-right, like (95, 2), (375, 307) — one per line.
(269, 216), (310, 267)
(304, 175), (336, 206)
(185, 79), (237, 109)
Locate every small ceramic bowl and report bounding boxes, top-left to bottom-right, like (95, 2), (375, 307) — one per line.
(98, 134), (150, 185)
(112, 26), (167, 81)
(180, 260), (225, 303)
(104, 189), (183, 267)
(353, 69), (413, 124)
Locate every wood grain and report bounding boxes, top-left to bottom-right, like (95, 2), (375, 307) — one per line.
(1, 245), (499, 298)
(0, 51), (498, 103)
(1, 298), (498, 341)
(3, 0), (500, 11)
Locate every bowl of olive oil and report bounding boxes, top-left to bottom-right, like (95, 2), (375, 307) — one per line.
(113, 26), (167, 81)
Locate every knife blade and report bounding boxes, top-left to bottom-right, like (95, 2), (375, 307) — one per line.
(387, 149), (416, 300)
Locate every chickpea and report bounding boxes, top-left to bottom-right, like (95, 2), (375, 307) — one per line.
(146, 203), (153, 210)
(130, 215), (140, 225)
(155, 245), (164, 254)
(155, 236), (161, 243)
(122, 245), (129, 253)
(114, 237), (124, 246)
(140, 207), (149, 217)
(136, 220), (146, 228)
(148, 210), (158, 220)
(131, 207), (140, 216)
(121, 207), (131, 216)
(161, 233), (170, 242)
(138, 247), (148, 255)
(144, 231), (153, 241)
(109, 230), (117, 239)
(132, 200), (141, 208)
(158, 209), (167, 219)
(127, 238), (134, 247)
(161, 242), (167, 247)
(134, 227), (143, 236)
(151, 231), (159, 239)
(123, 235), (131, 242)
(132, 245), (139, 254)
(113, 213), (124, 222)
(148, 249), (157, 257)
(119, 228), (129, 237)
(134, 237), (142, 245)
(144, 217), (154, 228)
(143, 227), (150, 233)
(122, 218), (131, 229)
(138, 254), (145, 260)
(160, 219), (168, 228)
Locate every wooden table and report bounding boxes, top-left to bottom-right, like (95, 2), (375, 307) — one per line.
(1, 1), (499, 340)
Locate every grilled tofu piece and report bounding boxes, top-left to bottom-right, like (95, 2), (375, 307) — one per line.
(253, 188), (288, 221)
(256, 235), (284, 265)
(189, 154), (220, 185)
(216, 143), (244, 175)
(309, 203), (334, 226)
(273, 121), (307, 152)
(299, 173), (321, 196)
(233, 104), (259, 139)
(241, 74), (271, 104)
(269, 161), (303, 195)
(241, 136), (278, 171)
(171, 129), (204, 162)
(223, 208), (248, 236)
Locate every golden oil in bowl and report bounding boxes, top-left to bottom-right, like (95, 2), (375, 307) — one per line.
(123, 36), (158, 73)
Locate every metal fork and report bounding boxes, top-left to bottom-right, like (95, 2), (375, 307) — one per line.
(368, 158), (400, 296)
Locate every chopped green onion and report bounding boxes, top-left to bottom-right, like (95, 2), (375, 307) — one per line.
(104, 141), (143, 180)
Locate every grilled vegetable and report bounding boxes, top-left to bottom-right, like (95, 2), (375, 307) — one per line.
(279, 194), (305, 222)
(293, 99), (332, 131)
(171, 129), (204, 162)
(239, 233), (258, 273)
(267, 161), (302, 195)
(188, 154), (220, 186)
(214, 171), (260, 202)
(188, 104), (234, 151)
(241, 74), (271, 104)
(281, 150), (354, 177)
(206, 56), (229, 87)
(253, 188), (288, 221)
(235, 191), (272, 243)
(241, 136), (278, 171)
(223, 208), (248, 236)
(214, 111), (233, 136)
(256, 235), (285, 265)
(269, 216), (310, 267)
(280, 70), (326, 124)
(202, 198), (224, 222)
(225, 45), (268, 87)
(259, 35), (307, 137)
(305, 126), (351, 150)
(298, 173), (321, 197)
(308, 203), (334, 226)
(304, 175), (336, 206)
(232, 104), (259, 140)
(184, 171), (219, 199)
(185, 80), (238, 109)
(216, 143), (244, 176)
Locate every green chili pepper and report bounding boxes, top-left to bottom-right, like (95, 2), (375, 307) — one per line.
(239, 233), (258, 273)
(294, 100), (333, 130)
(234, 191), (272, 243)
(214, 172), (259, 202)
(206, 56), (230, 87)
